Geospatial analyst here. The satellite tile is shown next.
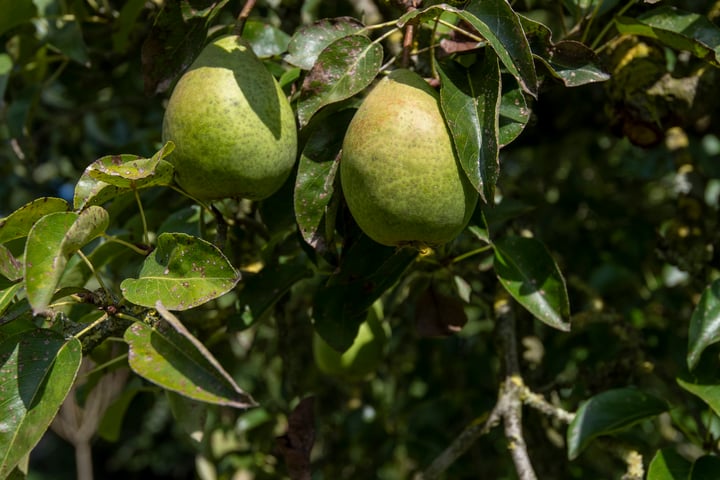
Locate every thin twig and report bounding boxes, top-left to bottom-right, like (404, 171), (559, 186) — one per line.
(234, 0), (257, 36)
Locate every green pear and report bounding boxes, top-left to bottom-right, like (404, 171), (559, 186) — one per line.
(341, 69), (478, 247)
(162, 35), (297, 201)
(313, 302), (387, 380)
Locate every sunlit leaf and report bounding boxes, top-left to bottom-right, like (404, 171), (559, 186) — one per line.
(285, 17), (364, 70)
(297, 35), (383, 126)
(437, 53), (500, 203)
(520, 15), (610, 86)
(677, 377), (720, 418)
(0, 244), (22, 282)
(294, 110), (354, 252)
(0, 54), (12, 103)
(647, 448), (691, 480)
(24, 207), (109, 313)
(567, 388), (667, 460)
(243, 20), (291, 58)
(120, 233), (240, 310)
(0, 284), (22, 317)
(616, 6), (720, 66)
(493, 235), (570, 331)
(0, 198), (70, 245)
(124, 304), (255, 408)
(687, 279), (720, 370)
(0, 330), (81, 478)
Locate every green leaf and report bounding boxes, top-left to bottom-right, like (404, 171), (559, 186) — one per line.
(0, 284), (22, 316)
(647, 448), (691, 480)
(74, 143), (175, 209)
(297, 35), (383, 126)
(0, 0), (36, 37)
(313, 237), (417, 351)
(124, 304), (255, 408)
(691, 455), (720, 480)
(460, 0), (538, 97)
(120, 233), (240, 310)
(687, 279), (720, 370)
(677, 377), (720, 418)
(243, 20), (291, 58)
(615, 7), (720, 66)
(44, 18), (89, 66)
(285, 17), (364, 70)
(294, 109), (354, 252)
(112, 0), (146, 53)
(0, 54), (12, 104)
(0, 244), (22, 282)
(0, 198), (70, 245)
(567, 387), (667, 460)
(498, 76), (530, 147)
(230, 262), (313, 331)
(24, 207), (109, 314)
(437, 53), (500, 203)
(520, 15), (610, 87)
(493, 235), (570, 331)
(0, 330), (82, 478)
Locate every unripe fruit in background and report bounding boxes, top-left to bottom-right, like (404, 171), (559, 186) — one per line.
(313, 302), (388, 380)
(162, 35), (297, 201)
(340, 69), (478, 247)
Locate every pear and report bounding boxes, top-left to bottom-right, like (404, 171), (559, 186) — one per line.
(341, 69), (477, 247)
(162, 35), (297, 201)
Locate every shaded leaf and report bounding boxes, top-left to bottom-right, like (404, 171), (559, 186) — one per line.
(141, 0), (228, 95)
(567, 388), (667, 460)
(276, 396), (315, 479)
(520, 15), (610, 86)
(647, 448), (692, 480)
(691, 455), (720, 480)
(0, 330), (82, 478)
(493, 235), (570, 331)
(44, 18), (89, 66)
(97, 386), (153, 442)
(313, 236), (417, 351)
(0, 0), (36, 37)
(112, 0), (147, 53)
(616, 7), (720, 66)
(460, 0), (538, 97)
(120, 233), (239, 310)
(285, 17), (364, 70)
(0, 54), (12, 105)
(677, 376), (720, 418)
(415, 286), (468, 337)
(438, 53), (500, 203)
(297, 35), (383, 126)
(498, 76), (530, 147)
(687, 279), (720, 370)
(24, 207), (109, 314)
(243, 20), (291, 58)
(0, 198), (70, 245)
(0, 284), (22, 317)
(229, 262), (313, 331)
(294, 110), (354, 252)
(124, 304), (255, 408)
(0, 244), (22, 282)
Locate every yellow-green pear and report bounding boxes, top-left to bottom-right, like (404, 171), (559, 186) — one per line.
(313, 302), (388, 380)
(162, 35), (297, 201)
(341, 69), (478, 247)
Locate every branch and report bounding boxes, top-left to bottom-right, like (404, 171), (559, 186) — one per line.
(234, 0), (257, 36)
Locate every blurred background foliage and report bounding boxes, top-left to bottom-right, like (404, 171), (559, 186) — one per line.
(2, 0), (720, 479)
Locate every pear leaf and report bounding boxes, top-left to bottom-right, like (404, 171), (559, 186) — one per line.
(0, 198), (70, 245)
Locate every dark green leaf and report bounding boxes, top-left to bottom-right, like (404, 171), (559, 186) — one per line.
(124, 304), (255, 408)
(294, 110), (354, 252)
(687, 279), (720, 370)
(677, 376), (720, 417)
(112, 0), (147, 53)
(460, 0), (538, 97)
(647, 448), (691, 480)
(520, 15), (610, 86)
(567, 388), (667, 460)
(313, 237), (417, 351)
(285, 17), (364, 70)
(243, 20), (291, 58)
(0, 330), (82, 478)
(97, 386), (153, 442)
(437, 53), (500, 203)
(498, 76), (530, 146)
(691, 455), (720, 480)
(229, 262), (314, 331)
(297, 35), (383, 126)
(615, 7), (720, 66)
(120, 233), (240, 310)
(0, 0), (36, 36)
(493, 235), (570, 331)
(0, 198), (70, 245)
(0, 54), (11, 105)
(44, 18), (89, 66)
(24, 207), (109, 314)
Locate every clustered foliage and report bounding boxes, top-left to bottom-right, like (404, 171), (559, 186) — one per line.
(1, 0), (720, 479)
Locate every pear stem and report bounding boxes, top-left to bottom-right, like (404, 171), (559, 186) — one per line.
(234, 0), (257, 36)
